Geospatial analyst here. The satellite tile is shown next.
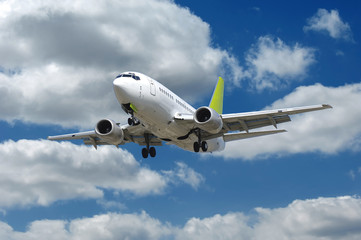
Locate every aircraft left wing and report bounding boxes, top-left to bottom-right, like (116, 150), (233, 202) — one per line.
(174, 104), (332, 143)
(221, 104), (332, 133)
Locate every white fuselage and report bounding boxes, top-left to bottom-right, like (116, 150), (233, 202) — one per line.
(113, 72), (225, 152)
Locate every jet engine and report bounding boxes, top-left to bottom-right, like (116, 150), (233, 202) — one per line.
(95, 119), (124, 145)
(194, 106), (223, 134)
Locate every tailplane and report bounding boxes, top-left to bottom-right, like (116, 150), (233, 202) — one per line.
(209, 77), (224, 114)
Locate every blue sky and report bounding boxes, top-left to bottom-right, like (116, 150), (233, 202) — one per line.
(1, 0), (361, 239)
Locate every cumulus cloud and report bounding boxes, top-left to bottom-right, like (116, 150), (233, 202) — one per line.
(304, 9), (353, 41)
(0, 139), (205, 208)
(218, 82), (361, 160)
(243, 36), (316, 91)
(1, 196), (361, 239)
(0, 0), (243, 128)
(179, 212), (252, 240)
(254, 196), (361, 240)
(162, 162), (205, 190)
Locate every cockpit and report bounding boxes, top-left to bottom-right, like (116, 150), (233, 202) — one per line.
(115, 73), (140, 80)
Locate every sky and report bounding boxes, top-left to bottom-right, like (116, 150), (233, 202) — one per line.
(0, 0), (361, 239)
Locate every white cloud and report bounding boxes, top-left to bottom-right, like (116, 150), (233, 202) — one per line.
(0, 139), (167, 208)
(0, 0), (243, 128)
(69, 211), (173, 240)
(162, 162), (205, 190)
(179, 212), (252, 240)
(349, 167), (361, 181)
(254, 196), (361, 240)
(219, 82), (361, 160)
(304, 9), (353, 41)
(1, 196), (361, 239)
(0, 139), (205, 208)
(244, 36), (316, 91)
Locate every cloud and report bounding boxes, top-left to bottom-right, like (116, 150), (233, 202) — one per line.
(254, 196), (361, 240)
(243, 36), (316, 91)
(218, 82), (361, 160)
(1, 196), (361, 239)
(68, 211), (173, 240)
(0, 139), (166, 208)
(179, 212), (252, 240)
(0, 139), (205, 209)
(349, 167), (361, 181)
(304, 9), (353, 41)
(0, 0), (243, 128)
(162, 162), (205, 190)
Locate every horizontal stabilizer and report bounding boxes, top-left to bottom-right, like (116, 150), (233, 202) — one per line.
(223, 129), (287, 142)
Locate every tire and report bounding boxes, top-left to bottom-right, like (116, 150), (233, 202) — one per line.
(193, 142), (200, 152)
(149, 147), (156, 157)
(201, 141), (208, 152)
(128, 118), (134, 126)
(142, 148), (148, 158)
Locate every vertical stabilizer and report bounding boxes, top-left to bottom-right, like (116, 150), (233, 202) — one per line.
(209, 77), (224, 114)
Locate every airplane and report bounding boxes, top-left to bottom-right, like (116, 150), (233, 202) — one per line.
(48, 71), (332, 158)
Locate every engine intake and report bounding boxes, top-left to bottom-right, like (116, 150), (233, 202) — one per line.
(95, 119), (124, 145)
(194, 107), (223, 134)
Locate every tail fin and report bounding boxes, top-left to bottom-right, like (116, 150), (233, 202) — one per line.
(209, 77), (224, 114)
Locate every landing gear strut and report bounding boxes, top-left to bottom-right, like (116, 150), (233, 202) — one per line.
(122, 103), (139, 126)
(142, 133), (156, 158)
(193, 129), (208, 152)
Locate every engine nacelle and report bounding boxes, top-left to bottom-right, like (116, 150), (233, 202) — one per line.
(194, 106), (223, 134)
(95, 119), (124, 145)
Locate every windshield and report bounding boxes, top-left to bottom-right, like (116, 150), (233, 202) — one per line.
(115, 73), (140, 80)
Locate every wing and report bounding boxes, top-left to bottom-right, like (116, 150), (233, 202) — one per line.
(221, 104), (332, 133)
(175, 104), (332, 142)
(48, 124), (162, 148)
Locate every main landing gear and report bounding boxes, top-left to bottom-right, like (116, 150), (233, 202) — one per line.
(142, 147), (156, 158)
(142, 133), (156, 158)
(193, 129), (208, 153)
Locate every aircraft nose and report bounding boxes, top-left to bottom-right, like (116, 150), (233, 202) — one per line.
(113, 78), (130, 103)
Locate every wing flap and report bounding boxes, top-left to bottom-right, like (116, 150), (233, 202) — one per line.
(223, 129), (287, 142)
(225, 115), (291, 132)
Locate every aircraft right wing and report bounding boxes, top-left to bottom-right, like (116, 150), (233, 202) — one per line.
(48, 123), (162, 149)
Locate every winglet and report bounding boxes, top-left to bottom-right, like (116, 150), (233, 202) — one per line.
(209, 77), (224, 114)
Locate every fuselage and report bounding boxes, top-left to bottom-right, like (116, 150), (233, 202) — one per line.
(113, 71), (225, 152)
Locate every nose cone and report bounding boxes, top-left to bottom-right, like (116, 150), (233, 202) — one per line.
(113, 78), (131, 104)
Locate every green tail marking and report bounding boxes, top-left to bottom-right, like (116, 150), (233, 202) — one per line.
(209, 77), (224, 114)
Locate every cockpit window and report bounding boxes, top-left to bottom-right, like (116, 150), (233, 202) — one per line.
(115, 73), (140, 80)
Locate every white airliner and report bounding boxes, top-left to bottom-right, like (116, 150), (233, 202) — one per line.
(48, 72), (332, 158)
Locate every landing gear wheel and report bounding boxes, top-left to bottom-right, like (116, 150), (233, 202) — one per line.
(201, 141), (208, 152)
(193, 142), (200, 152)
(149, 147), (156, 157)
(128, 118), (133, 126)
(142, 148), (148, 158)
